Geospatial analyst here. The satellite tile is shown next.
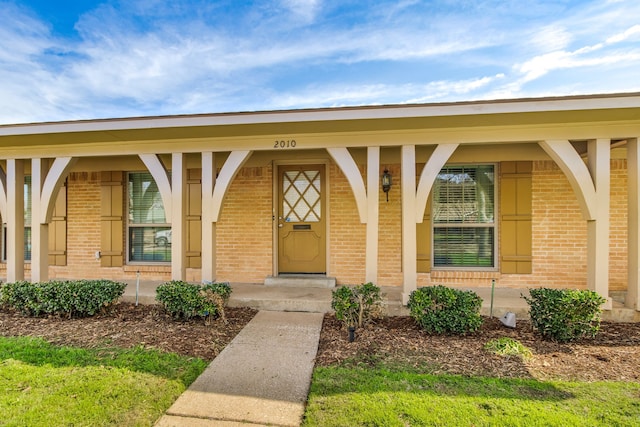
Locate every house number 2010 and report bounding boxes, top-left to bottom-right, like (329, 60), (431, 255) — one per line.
(274, 139), (297, 148)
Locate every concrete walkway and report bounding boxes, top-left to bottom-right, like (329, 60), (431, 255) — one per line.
(136, 280), (639, 426)
(155, 311), (324, 427)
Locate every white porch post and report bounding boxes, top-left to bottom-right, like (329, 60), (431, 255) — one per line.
(327, 147), (380, 283)
(586, 139), (610, 302)
(366, 147), (380, 284)
(401, 145), (417, 304)
(539, 139), (612, 308)
(138, 153), (187, 281)
(628, 138), (640, 310)
(171, 153), (187, 281)
(6, 160), (25, 282)
(30, 157), (76, 282)
(201, 150), (252, 283)
(0, 168), (7, 223)
(31, 159), (49, 282)
(201, 152), (217, 283)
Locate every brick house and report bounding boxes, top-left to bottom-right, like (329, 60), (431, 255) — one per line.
(1, 92), (639, 312)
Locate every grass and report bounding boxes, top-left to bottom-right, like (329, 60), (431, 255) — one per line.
(0, 336), (207, 426)
(303, 365), (640, 427)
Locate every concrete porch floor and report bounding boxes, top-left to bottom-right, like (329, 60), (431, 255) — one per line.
(120, 280), (640, 322)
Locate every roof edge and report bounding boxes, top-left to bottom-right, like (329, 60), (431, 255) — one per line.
(2, 91), (640, 137)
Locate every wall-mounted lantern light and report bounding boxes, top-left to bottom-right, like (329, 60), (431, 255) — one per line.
(382, 168), (392, 202)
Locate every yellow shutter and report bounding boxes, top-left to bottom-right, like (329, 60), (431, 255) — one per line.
(100, 171), (124, 267)
(417, 196), (432, 273)
(500, 161), (532, 274)
(186, 169), (202, 268)
(48, 181), (67, 265)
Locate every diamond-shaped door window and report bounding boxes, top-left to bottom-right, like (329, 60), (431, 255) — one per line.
(283, 170), (321, 222)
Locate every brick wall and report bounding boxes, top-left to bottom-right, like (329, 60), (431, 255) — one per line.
(610, 159), (628, 291)
(1, 157), (629, 294)
(216, 166), (273, 283)
(414, 160), (589, 289)
(328, 163), (367, 284)
(49, 172), (172, 281)
(46, 167), (274, 284)
(528, 160), (588, 288)
(415, 159), (629, 292)
(50, 172), (103, 279)
(48, 167), (275, 283)
(377, 164), (403, 286)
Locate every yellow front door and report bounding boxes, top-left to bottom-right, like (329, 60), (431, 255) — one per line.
(278, 165), (326, 273)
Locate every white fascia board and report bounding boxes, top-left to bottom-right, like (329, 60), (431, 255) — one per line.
(1, 92), (640, 137)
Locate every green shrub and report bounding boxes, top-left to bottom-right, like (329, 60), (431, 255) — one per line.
(155, 281), (231, 322)
(0, 280), (125, 317)
(523, 288), (606, 342)
(407, 285), (482, 335)
(331, 282), (384, 328)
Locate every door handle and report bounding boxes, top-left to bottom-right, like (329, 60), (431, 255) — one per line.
(278, 223), (283, 228)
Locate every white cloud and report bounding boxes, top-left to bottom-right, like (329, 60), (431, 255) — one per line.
(27, 1), (495, 111)
(0, 0), (506, 123)
(0, 4), (58, 62)
(509, 21), (640, 95)
(403, 75), (506, 104)
(2, 0), (640, 124)
(606, 24), (640, 44)
(262, 74), (506, 109)
(280, 0), (322, 23)
(529, 25), (573, 52)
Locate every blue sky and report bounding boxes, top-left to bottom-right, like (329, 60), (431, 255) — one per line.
(1, 0), (640, 125)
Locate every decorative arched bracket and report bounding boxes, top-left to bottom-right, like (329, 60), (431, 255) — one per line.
(327, 147), (368, 223)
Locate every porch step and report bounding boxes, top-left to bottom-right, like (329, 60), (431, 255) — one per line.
(229, 283), (332, 313)
(264, 275), (336, 289)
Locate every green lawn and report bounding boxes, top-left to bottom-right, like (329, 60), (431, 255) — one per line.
(303, 365), (640, 427)
(0, 336), (207, 426)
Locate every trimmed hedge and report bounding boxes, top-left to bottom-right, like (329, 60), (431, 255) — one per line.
(523, 288), (606, 342)
(0, 279), (126, 318)
(407, 285), (483, 335)
(155, 281), (231, 322)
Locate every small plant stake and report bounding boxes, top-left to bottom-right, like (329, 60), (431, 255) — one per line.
(135, 270), (140, 307)
(348, 326), (356, 342)
(490, 279), (495, 318)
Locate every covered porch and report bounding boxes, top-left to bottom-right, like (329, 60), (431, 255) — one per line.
(0, 93), (639, 312)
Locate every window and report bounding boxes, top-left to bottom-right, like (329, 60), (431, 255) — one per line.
(2, 176), (32, 261)
(432, 165), (495, 268)
(282, 170), (321, 222)
(127, 172), (171, 263)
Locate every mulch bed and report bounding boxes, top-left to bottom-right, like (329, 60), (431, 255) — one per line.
(2, 303), (640, 382)
(0, 303), (257, 361)
(315, 314), (640, 382)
